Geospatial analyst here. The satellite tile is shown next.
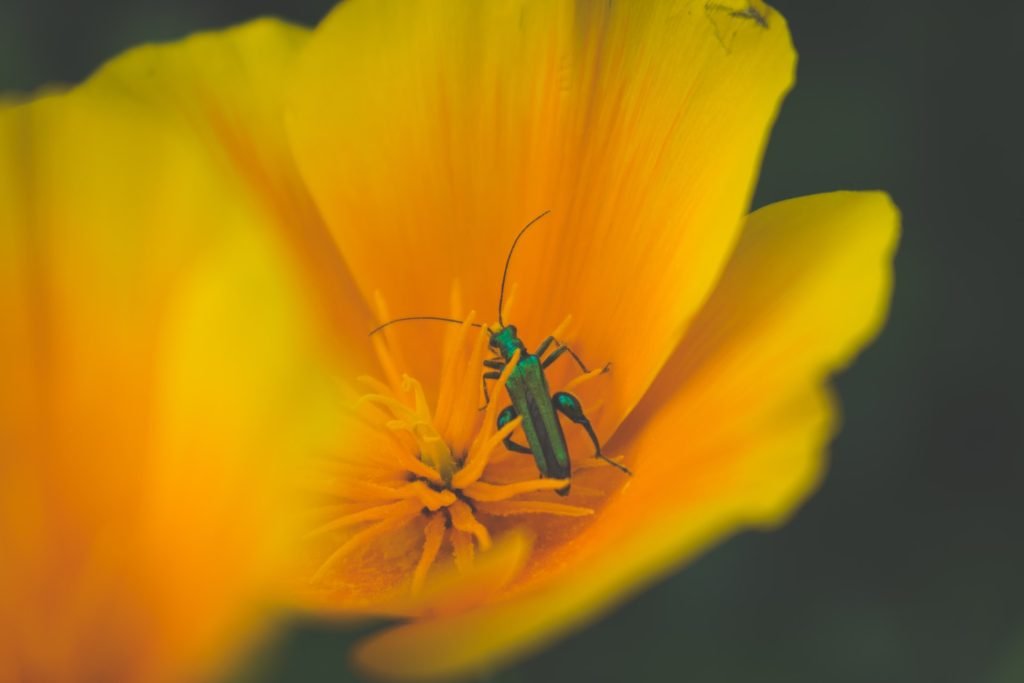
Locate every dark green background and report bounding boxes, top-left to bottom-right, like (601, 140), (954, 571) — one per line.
(3, 1), (1021, 681)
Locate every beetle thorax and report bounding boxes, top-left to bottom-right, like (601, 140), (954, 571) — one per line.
(489, 325), (525, 361)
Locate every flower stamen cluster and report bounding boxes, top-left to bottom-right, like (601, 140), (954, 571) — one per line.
(307, 307), (593, 594)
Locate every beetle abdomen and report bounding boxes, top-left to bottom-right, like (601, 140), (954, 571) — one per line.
(506, 355), (571, 480)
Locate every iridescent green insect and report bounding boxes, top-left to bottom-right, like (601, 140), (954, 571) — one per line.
(370, 211), (630, 495)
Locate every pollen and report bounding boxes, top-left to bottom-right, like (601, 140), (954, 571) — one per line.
(305, 294), (598, 596)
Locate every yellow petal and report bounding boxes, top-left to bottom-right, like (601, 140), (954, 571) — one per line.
(288, 0), (796, 431)
(349, 191), (899, 680)
(93, 17), (375, 373)
(0, 31), (343, 682)
(625, 190), (901, 459)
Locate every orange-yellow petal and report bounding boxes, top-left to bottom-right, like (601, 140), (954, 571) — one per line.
(0, 26), (344, 682)
(349, 191), (899, 680)
(626, 190), (901, 457)
(288, 0), (796, 431)
(92, 17), (375, 374)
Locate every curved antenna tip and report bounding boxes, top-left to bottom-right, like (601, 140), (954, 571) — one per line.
(497, 210), (551, 325)
(368, 316), (485, 336)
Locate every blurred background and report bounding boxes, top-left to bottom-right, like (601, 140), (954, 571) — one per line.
(2, 0), (1021, 681)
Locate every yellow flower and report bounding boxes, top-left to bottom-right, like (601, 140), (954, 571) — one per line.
(1, 0), (899, 681)
(280, 1), (898, 680)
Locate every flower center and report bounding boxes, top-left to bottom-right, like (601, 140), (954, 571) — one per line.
(305, 292), (619, 596)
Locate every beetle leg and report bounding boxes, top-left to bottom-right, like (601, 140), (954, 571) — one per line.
(497, 406), (532, 454)
(483, 358), (505, 369)
(479, 371), (502, 410)
(535, 335), (556, 357)
(552, 392), (632, 475)
(540, 344), (568, 369)
(539, 337), (593, 374)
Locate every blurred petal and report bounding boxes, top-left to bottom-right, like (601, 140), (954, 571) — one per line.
(288, 0), (795, 429)
(351, 191), (899, 680)
(93, 18), (375, 372)
(0, 31), (343, 682)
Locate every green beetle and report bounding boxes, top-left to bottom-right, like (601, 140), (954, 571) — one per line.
(371, 211), (630, 494)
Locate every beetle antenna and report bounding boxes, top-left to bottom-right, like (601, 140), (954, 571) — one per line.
(368, 316), (484, 336)
(497, 210), (551, 326)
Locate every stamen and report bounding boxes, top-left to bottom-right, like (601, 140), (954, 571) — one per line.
(361, 378), (457, 483)
(402, 375), (432, 422)
(396, 481), (457, 510)
(467, 348), (520, 457)
(453, 353), (521, 489)
(311, 500), (423, 582)
(464, 478), (572, 502)
(563, 364), (608, 393)
(302, 477), (401, 499)
(434, 312), (477, 436)
(356, 375), (393, 397)
(411, 427), (456, 484)
(447, 280), (465, 328)
(500, 282), (519, 323)
(476, 500), (594, 517)
(450, 530), (475, 573)
(411, 515), (447, 594)
(373, 291), (410, 390)
(329, 479), (453, 506)
(549, 314), (573, 343)
(451, 415), (521, 489)
(350, 400), (414, 460)
(447, 500), (491, 551)
(358, 392), (420, 424)
(306, 499), (419, 539)
(387, 447), (442, 484)
(313, 444), (396, 472)
(443, 328), (488, 455)
(370, 334), (404, 395)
